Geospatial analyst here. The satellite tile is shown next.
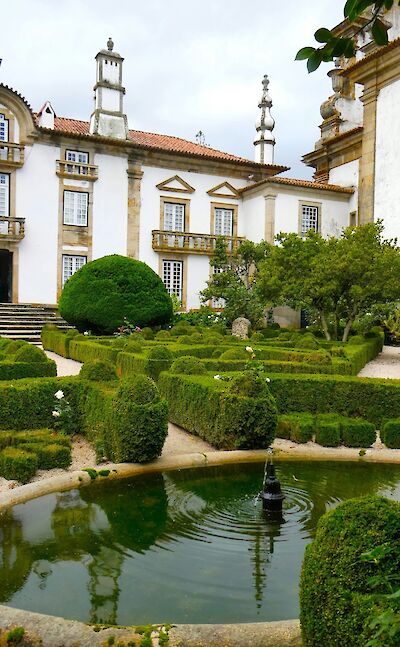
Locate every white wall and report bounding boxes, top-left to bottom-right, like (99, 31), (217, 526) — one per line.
(375, 79), (400, 239)
(329, 160), (359, 215)
(17, 142), (60, 303)
(92, 153), (128, 258)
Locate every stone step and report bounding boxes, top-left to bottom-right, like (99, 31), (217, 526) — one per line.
(0, 303), (72, 341)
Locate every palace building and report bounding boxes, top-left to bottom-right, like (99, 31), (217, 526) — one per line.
(4, 16), (393, 314)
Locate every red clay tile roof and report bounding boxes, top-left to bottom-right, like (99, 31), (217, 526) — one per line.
(36, 115), (288, 170)
(240, 176), (355, 195)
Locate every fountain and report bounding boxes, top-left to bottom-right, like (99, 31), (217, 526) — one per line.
(259, 454), (285, 514)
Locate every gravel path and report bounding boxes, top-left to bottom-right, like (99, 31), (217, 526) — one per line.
(44, 350), (82, 376)
(358, 345), (400, 379)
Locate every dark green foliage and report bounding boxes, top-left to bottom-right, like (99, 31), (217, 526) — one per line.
(278, 331), (292, 341)
(230, 370), (269, 398)
(331, 346), (346, 357)
(80, 359), (117, 382)
(14, 344), (48, 363)
(170, 324), (191, 337)
(251, 331), (264, 342)
(111, 336), (128, 349)
(170, 356), (207, 375)
(382, 419), (400, 449)
(4, 340), (24, 354)
(341, 418), (376, 448)
(300, 496), (400, 646)
(5, 626), (25, 644)
(212, 348), (222, 358)
(315, 418), (341, 447)
(110, 376), (168, 462)
(69, 340), (119, 364)
(220, 347), (249, 360)
(159, 373), (277, 449)
(145, 345), (173, 380)
(141, 327), (154, 340)
(295, 334), (320, 350)
(24, 442), (72, 469)
(276, 414), (314, 443)
(155, 330), (171, 340)
(348, 335), (365, 345)
(0, 359), (57, 380)
(59, 254), (173, 334)
(0, 447), (38, 483)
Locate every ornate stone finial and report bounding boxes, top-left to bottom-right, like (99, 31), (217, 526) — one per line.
(254, 74), (275, 164)
(107, 37), (114, 52)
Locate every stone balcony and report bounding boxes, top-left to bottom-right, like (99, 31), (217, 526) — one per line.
(56, 160), (98, 181)
(0, 217), (25, 242)
(152, 230), (245, 255)
(0, 142), (25, 169)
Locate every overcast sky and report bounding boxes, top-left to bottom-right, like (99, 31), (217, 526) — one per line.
(1, 0), (344, 178)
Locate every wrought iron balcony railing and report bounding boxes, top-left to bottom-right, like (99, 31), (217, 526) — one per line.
(152, 230), (245, 255)
(56, 160), (98, 181)
(0, 217), (25, 241)
(0, 142), (25, 168)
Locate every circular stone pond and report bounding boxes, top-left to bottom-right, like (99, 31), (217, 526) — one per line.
(1, 460), (400, 626)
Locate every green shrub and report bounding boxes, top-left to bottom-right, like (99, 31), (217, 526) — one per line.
(14, 344), (48, 363)
(69, 340), (119, 364)
(80, 360), (117, 382)
(348, 335), (364, 345)
(159, 373), (277, 450)
(382, 419), (400, 448)
(0, 431), (14, 450)
(110, 376), (168, 462)
(155, 330), (171, 340)
(190, 332), (203, 343)
(124, 338), (143, 353)
(212, 348), (222, 358)
(59, 254), (173, 334)
(170, 356), (207, 375)
(230, 370), (269, 398)
(141, 327), (154, 340)
(170, 325), (190, 337)
(278, 331), (292, 341)
(341, 418), (376, 448)
(330, 346), (346, 357)
(315, 417), (341, 447)
(277, 414), (314, 443)
(177, 335), (192, 345)
(146, 345), (173, 380)
(0, 337), (12, 349)
(4, 340), (24, 354)
(220, 348), (249, 360)
(302, 350), (331, 365)
(251, 331), (264, 343)
(203, 334), (224, 345)
(300, 496), (400, 647)
(0, 447), (38, 483)
(295, 334), (320, 350)
(111, 336), (128, 349)
(24, 442), (72, 470)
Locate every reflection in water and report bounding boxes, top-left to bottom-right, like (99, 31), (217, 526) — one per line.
(0, 461), (400, 625)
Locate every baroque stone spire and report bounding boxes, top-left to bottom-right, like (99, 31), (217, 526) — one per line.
(254, 75), (275, 165)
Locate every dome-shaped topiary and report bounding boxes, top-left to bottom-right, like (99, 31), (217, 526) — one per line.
(80, 359), (117, 382)
(14, 344), (48, 363)
(220, 347), (249, 360)
(230, 370), (269, 398)
(117, 374), (160, 405)
(124, 338), (143, 354)
(147, 345), (173, 361)
(112, 336), (128, 349)
(170, 355), (207, 375)
(4, 340), (25, 354)
(251, 331), (264, 343)
(59, 255), (173, 335)
(155, 330), (171, 341)
(141, 327), (154, 340)
(295, 333), (320, 350)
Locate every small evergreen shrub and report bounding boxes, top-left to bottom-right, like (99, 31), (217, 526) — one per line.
(277, 414), (314, 444)
(170, 324), (190, 337)
(0, 447), (38, 483)
(341, 418), (376, 448)
(118, 374), (160, 405)
(80, 360), (117, 382)
(24, 442), (72, 470)
(155, 330), (171, 340)
(65, 328), (79, 338)
(315, 417), (341, 447)
(177, 335), (192, 345)
(300, 496), (400, 647)
(170, 356), (207, 375)
(302, 350), (331, 365)
(348, 335), (364, 345)
(330, 346), (346, 357)
(14, 344), (48, 363)
(4, 340), (25, 354)
(203, 334), (224, 345)
(220, 348), (249, 360)
(278, 331), (292, 341)
(141, 327), (154, 340)
(276, 418), (292, 439)
(190, 332), (203, 343)
(124, 338), (143, 353)
(146, 345), (173, 380)
(212, 348), (222, 358)
(230, 370), (269, 398)
(382, 419), (400, 448)
(112, 336), (128, 349)
(251, 331), (264, 343)
(295, 334), (320, 350)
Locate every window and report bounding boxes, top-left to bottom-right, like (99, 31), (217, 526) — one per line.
(301, 203), (320, 235)
(214, 208), (233, 236)
(63, 191), (88, 226)
(0, 114), (8, 142)
(211, 266), (225, 309)
(62, 255), (86, 286)
(65, 150), (89, 164)
(162, 260), (183, 302)
(163, 202), (185, 232)
(0, 174), (9, 217)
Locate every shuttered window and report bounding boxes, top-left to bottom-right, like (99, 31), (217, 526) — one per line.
(0, 174), (9, 217)
(163, 203), (185, 232)
(162, 260), (183, 302)
(214, 208), (233, 236)
(301, 204), (320, 235)
(0, 114), (8, 142)
(63, 191), (88, 226)
(66, 150), (89, 163)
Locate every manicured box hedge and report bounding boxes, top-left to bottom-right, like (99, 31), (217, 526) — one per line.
(381, 419), (400, 449)
(158, 372), (277, 449)
(69, 340), (120, 364)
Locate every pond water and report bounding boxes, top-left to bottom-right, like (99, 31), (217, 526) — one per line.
(1, 460), (400, 625)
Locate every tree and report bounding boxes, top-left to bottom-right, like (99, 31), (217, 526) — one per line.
(200, 238), (270, 325)
(297, 1), (400, 72)
(258, 222), (400, 341)
(59, 254), (173, 334)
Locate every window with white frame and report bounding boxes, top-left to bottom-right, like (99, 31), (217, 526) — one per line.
(211, 266), (225, 309)
(301, 203), (320, 235)
(0, 174), (9, 217)
(0, 114), (8, 142)
(65, 150), (89, 164)
(162, 260), (183, 302)
(163, 202), (185, 232)
(63, 191), (88, 226)
(62, 255), (86, 286)
(214, 208), (233, 236)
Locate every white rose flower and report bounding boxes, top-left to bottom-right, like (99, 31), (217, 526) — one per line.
(83, 331), (89, 336)
(265, 377), (271, 383)
(214, 375), (221, 380)
(52, 410), (60, 417)
(54, 390), (64, 400)
(245, 346), (253, 353)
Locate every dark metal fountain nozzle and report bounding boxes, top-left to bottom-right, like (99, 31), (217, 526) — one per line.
(261, 460), (285, 513)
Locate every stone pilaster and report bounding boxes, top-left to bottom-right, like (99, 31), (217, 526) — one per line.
(358, 83), (379, 224)
(126, 161), (143, 259)
(264, 192), (277, 243)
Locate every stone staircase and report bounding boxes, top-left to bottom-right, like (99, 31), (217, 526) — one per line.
(0, 303), (71, 344)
